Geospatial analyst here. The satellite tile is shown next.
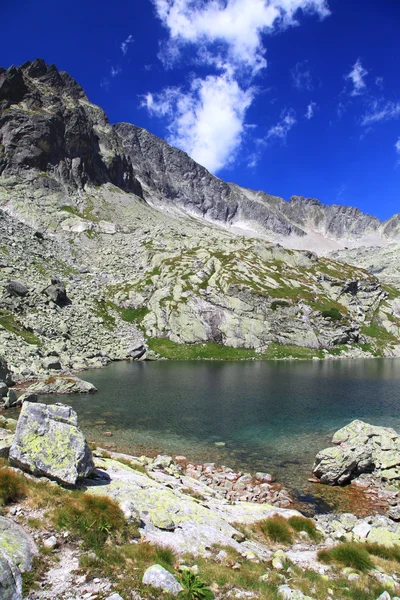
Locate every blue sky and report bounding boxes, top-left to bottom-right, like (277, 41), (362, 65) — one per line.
(1, 0), (400, 220)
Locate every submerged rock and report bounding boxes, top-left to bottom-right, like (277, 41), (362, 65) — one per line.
(313, 420), (400, 485)
(9, 402), (94, 486)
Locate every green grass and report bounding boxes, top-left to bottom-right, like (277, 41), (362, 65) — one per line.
(0, 310), (41, 345)
(318, 543), (373, 572)
(147, 338), (261, 360)
(178, 570), (214, 599)
(361, 321), (398, 342)
(271, 300), (290, 311)
(53, 493), (139, 552)
(0, 468), (27, 506)
(287, 516), (321, 541)
(120, 306), (149, 324)
(321, 307), (342, 321)
(255, 516), (293, 545)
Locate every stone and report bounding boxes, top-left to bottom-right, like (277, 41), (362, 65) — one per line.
(0, 549), (22, 600)
(376, 591), (392, 600)
(142, 564), (183, 596)
(43, 278), (70, 307)
(105, 595), (125, 600)
(367, 527), (400, 547)
(9, 402), (94, 486)
(255, 472), (276, 483)
(0, 381), (8, 398)
(313, 420), (400, 485)
(6, 280), (28, 297)
(0, 517), (38, 572)
(13, 392), (38, 406)
(25, 376), (96, 394)
(42, 357), (62, 371)
(0, 358), (13, 387)
(3, 389), (17, 409)
(352, 521), (372, 539)
(43, 536), (57, 550)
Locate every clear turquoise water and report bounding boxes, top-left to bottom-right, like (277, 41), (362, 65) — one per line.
(38, 358), (400, 511)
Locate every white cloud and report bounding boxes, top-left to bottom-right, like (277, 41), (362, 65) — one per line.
(362, 99), (400, 126)
(145, 0), (330, 172)
(111, 66), (121, 77)
(345, 58), (368, 96)
(121, 34), (134, 56)
(305, 101), (317, 119)
(396, 138), (400, 154)
(266, 109), (296, 142)
(143, 72), (254, 172)
(291, 61), (313, 90)
(154, 0), (329, 74)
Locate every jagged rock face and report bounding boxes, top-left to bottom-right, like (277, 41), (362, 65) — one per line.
(0, 59), (142, 195)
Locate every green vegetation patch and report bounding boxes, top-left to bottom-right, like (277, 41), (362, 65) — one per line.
(147, 338), (261, 360)
(321, 307), (342, 321)
(318, 543), (373, 572)
(0, 310), (41, 345)
(254, 515), (293, 545)
(0, 468), (28, 506)
(361, 321), (399, 342)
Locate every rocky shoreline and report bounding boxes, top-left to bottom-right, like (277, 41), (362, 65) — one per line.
(1, 401), (400, 599)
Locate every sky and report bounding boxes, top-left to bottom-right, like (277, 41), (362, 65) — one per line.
(1, 0), (400, 221)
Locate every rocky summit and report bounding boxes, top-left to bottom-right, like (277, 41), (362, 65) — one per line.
(1, 59), (400, 379)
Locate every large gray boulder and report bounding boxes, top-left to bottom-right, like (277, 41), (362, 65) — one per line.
(142, 565), (183, 596)
(0, 517), (38, 572)
(6, 280), (28, 298)
(313, 420), (400, 485)
(0, 550), (22, 600)
(9, 402), (94, 486)
(0, 358), (13, 387)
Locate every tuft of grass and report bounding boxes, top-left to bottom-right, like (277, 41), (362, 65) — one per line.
(255, 516), (293, 545)
(0, 468), (27, 506)
(115, 457), (147, 474)
(122, 540), (176, 571)
(181, 488), (206, 502)
(363, 542), (400, 563)
(178, 570), (214, 599)
(318, 543), (373, 572)
(53, 493), (135, 552)
(287, 516), (321, 541)
(321, 307), (342, 321)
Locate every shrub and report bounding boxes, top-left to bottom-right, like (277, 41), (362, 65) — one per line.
(271, 300), (290, 311)
(321, 307), (342, 321)
(288, 516), (321, 541)
(318, 543), (373, 572)
(256, 516), (293, 545)
(54, 493), (128, 552)
(178, 570), (214, 600)
(0, 468), (27, 506)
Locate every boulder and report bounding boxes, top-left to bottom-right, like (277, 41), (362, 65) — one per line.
(0, 517), (38, 572)
(0, 358), (13, 387)
(9, 402), (94, 486)
(25, 376), (96, 394)
(43, 278), (70, 307)
(6, 280), (28, 298)
(0, 550), (22, 600)
(3, 389), (17, 409)
(142, 565), (183, 596)
(313, 420), (400, 485)
(0, 381), (8, 398)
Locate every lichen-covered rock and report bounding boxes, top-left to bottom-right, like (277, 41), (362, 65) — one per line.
(313, 420), (400, 485)
(0, 549), (22, 600)
(0, 430), (13, 458)
(0, 517), (38, 572)
(9, 402), (94, 486)
(25, 376), (96, 394)
(142, 565), (183, 596)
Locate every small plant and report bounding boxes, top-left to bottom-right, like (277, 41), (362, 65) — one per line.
(318, 543), (373, 572)
(122, 541), (176, 570)
(321, 307), (342, 321)
(0, 468), (27, 506)
(54, 493), (128, 552)
(178, 570), (214, 600)
(288, 516), (321, 541)
(256, 516), (293, 545)
(181, 488), (206, 502)
(271, 300), (290, 311)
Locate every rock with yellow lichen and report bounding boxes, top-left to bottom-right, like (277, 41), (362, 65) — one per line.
(9, 401), (94, 486)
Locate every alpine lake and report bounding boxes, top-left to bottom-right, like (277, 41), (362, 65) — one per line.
(36, 358), (400, 515)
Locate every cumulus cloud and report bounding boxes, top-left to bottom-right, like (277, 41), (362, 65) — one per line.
(266, 109), (296, 142)
(143, 73), (254, 172)
(345, 58), (368, 96)
(305, 101), (317, 119)
(396, 138), (400, 154)
(143, 0), (330, 172)
(291, 61), (313, 90)
(121, 34), (134, 56)
(362, 99), (400, 126)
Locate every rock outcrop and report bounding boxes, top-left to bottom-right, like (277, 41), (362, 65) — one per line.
(0, 517), (38, 600)
(9, 402), (94, 486)
(313, 420), (400, 485)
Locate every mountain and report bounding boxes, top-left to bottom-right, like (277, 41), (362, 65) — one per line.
(1, 59), (400, 378)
